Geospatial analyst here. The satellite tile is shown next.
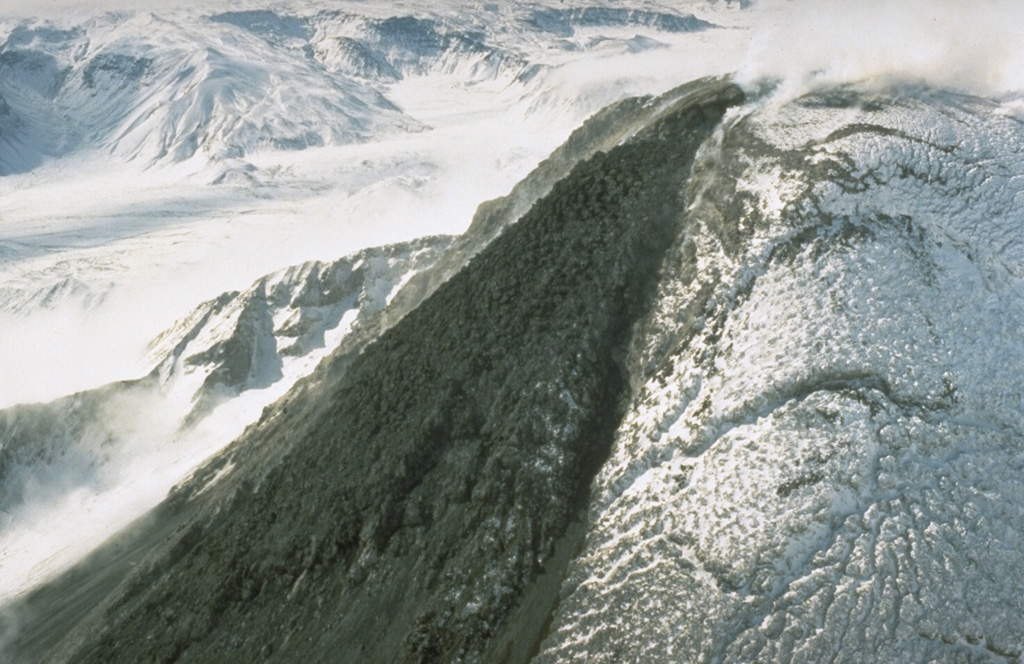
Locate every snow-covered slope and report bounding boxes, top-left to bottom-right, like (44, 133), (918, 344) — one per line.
(147, 236), (450, 413)
(0, 236), (449, 601)
(526, 7), (715, 35)
(534, 86), (1024, 663)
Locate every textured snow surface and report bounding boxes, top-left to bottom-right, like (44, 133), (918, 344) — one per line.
(535, 89), (1024, 663)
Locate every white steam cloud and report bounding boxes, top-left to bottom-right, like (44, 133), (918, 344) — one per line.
(738, 0), (1024, 98)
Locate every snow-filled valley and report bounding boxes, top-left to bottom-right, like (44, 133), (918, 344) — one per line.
(4, 1), (1024, 662)
(0, 2), (743, 407)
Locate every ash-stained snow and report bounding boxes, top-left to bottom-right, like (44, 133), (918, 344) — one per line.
(535, 88), (1024, 663)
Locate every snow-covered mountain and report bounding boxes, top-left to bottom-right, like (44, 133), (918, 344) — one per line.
(147, 236), (450, 413)
(5, 1), (1024, 663)
(7, 72), (1024, 663)
(0, 4), (718, 175)
(0, 15), (398, 172)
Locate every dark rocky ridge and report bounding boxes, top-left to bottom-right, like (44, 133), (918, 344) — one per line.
(1, 78), (743, 663)
(383, 76), (735, 339)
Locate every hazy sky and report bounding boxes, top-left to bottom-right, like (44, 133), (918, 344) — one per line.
(2, 0), (202, 16)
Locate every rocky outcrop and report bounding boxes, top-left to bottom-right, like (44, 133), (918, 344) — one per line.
(0, 237), (450, 579)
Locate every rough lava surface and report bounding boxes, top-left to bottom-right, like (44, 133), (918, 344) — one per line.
(535, 87), (1024, 663)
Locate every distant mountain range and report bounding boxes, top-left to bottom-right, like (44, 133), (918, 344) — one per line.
(0, 5), (715, 175)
